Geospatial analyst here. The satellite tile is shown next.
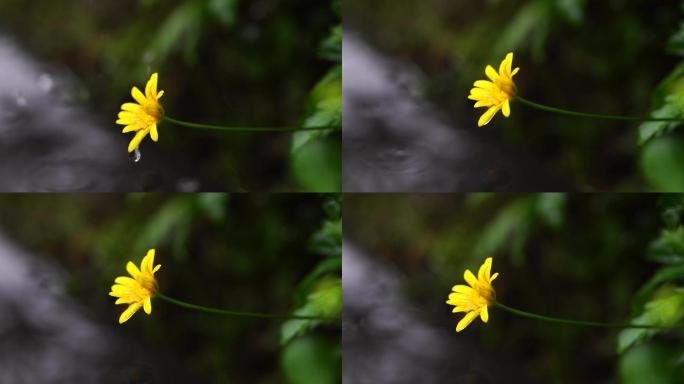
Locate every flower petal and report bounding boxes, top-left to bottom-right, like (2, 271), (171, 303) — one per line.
(143, 297), (152, 315)
(119, 302), (142, 324)
(452, 285), (474, 294)
(480, 305), (489, 323)
(478, 106), (501, 127)
(131, 87), (146, 105)
(145, 73), (158, 99)
(485, 65), (499, 82)
(478, 258), (492, 282)
(115, 276), (137, 287)
(463, 269), (478, 288)
(502, 100), (511, 117)
(122, 125), (139, 133)
(128, 129), (148, 153)
(126, 261), (141, 279)
(456, 311), (479, 332)
(473, 80), (496, 90)
(121, 103), (142, 112)
(150, 124), (159, 142)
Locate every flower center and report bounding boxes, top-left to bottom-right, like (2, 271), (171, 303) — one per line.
(496, 78), (516, 98)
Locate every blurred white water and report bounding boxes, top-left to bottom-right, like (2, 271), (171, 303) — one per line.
(0, 37), (205, 192)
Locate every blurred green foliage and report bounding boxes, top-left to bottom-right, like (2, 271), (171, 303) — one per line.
(344, 193), (684, 383)
(0, 0), (340, 191)
(345, 0), (684, 190)
(0, 193), (341, 384)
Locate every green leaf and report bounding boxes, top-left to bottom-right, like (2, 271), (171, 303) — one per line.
(291, 65), (342, 155)
(291, 135), (341, 192)
(280, 278), (341, 345)
(555, 0), (586, 25)
(535, 193), (566, 229)
(633, 266), (684, 310)
(640, 136), (684, 191)
(318, 25), (341, 62)
(473, 198), (535, 265)
(146, 1), (204, 65)
(667, 22), (684, 57)
(309, 220), (342, 258)
(207, 0), (238, 27)
(618, 289), (684, 353)
(197, 193), (228, 222)
(281, 334), (341, 384)
(647, 227), (684, 264)
(620, 343), (684, 384)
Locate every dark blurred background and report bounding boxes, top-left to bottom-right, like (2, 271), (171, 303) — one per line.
(0, 193), (341, 383)
(343, 0), (684, 191)
(0, 0), (340, 191)
(343, 194), (684, 383)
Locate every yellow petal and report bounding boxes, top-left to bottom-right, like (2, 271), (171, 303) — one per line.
(500, 52), (513, 75)
(153, 264), (161, 273)
(452, 306), (468, 313)
(469, 88), (489, 97)
(485, 65), (499, 82)
(452, 285), (474, 294)
(115, 276), (137, 287)
(150, 124), (159, 142)
(145, 73), (158, 99)
(128, 129), (148, 153)
(490, 272), (499, 282)
(115, 297), (132, 305)
(480, 305), (489, 323)
(143, 297), (152, 315)
(119, 302), (142, 324)
(474, 100), (493, 108)
(511, 67), (520, 76)
(121, 103), (142, 112)
(122, 125), (139, 133)
(502, 100), (511, 117)
(456, 311), (479, 332)
(131, 87), (146, 105)
(143, 249), (156, 273)
(463, 269), (478, 288)
(478, 106), (500, 127)
(126, 261), (141, 278)
(473, 80), (496, 90)
(157, 90), (164, 99)
(478, 258), (492, 281)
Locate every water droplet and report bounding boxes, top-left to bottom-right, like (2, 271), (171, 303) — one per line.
(129, 147), (141, 163)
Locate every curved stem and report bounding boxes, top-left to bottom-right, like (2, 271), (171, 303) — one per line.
(164, 116), (339, 132)
(156, 292), (333, 321)
(493, 301), (676, 329)
(515, 95), (684, 122)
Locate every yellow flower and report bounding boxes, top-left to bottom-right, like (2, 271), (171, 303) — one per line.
(116, 73), (165, 153)
(109, 248), (161, 324)
(446, 257), (498, 332)
(468, 52), (519, 127)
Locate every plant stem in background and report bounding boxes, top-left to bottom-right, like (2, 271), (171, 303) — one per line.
(156, 292), (333, 321)
(515, 96), (684, 122)
(163, 116), (339, 132)
(493, 301), (677, 329)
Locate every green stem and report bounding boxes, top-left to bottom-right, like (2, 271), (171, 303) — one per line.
(493, 301), (676, 329)
(156, 292), (333, 321)
(163, 116), (339, 132)
(515, 95), (684, 122)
